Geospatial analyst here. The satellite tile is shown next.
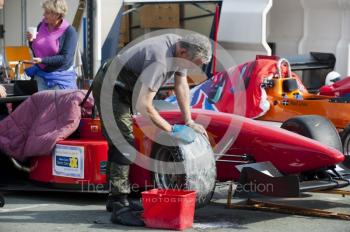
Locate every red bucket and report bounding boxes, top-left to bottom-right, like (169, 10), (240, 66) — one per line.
(142, 189), (196, 230)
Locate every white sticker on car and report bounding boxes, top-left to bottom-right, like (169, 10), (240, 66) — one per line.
(53, 144), (84, 179)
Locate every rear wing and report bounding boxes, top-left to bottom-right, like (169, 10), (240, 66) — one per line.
(286, 52), (336, 71)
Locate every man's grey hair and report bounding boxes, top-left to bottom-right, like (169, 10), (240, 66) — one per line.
(179, 33), (212, 64)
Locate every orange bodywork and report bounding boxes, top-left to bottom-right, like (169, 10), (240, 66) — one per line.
(258, 77), (350, 129)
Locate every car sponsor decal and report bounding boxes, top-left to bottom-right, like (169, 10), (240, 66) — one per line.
(53, 144), (84, 179)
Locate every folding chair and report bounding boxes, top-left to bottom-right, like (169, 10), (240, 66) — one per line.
(4, 46), (33, 80)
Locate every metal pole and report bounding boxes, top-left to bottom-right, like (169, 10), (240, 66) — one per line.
(86, 0), (94, 79)
(21, 0), (26, 45)
(93, 0), (101, 77)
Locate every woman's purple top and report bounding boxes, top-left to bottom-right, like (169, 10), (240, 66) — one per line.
(30, 19), (78, 72)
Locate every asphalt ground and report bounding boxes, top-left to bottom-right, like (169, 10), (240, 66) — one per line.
(1, 183), (350, 232)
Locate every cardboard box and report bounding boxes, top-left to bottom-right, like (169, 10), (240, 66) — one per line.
(139, 4), (180, 28)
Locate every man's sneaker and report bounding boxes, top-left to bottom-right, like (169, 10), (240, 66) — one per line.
(110, 202), (145, 227)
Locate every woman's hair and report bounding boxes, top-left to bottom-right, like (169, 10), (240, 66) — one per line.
(42, 0), (68, 18)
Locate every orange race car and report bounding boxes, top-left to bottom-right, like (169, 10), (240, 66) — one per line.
(256, 57), (347, 126)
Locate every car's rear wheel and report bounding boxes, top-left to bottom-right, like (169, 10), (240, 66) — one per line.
(151, 132), (216, 208)
(281, 115), (343, 177)
(281, 115), (342, 152)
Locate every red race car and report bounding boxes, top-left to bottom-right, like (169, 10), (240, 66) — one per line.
(0, 88), (347, 206)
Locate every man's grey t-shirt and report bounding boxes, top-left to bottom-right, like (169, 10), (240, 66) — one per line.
(117, 34), (186, 92)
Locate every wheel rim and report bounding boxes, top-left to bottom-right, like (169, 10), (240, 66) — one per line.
(153, 146), (186, 189)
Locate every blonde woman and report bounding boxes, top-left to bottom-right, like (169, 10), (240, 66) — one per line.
(25, 0), (78, 91)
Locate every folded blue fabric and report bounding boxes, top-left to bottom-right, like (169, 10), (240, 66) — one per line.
(25, 65), (77, 89)
(171, 124), (196, 144)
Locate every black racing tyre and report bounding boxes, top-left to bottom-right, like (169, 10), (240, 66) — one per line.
(151, 132), (216, 208)
(341, 125), (350, 169)
(281, 115), (342, 152)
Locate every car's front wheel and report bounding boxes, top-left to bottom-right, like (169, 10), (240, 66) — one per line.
(151, 132), (216, 208)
